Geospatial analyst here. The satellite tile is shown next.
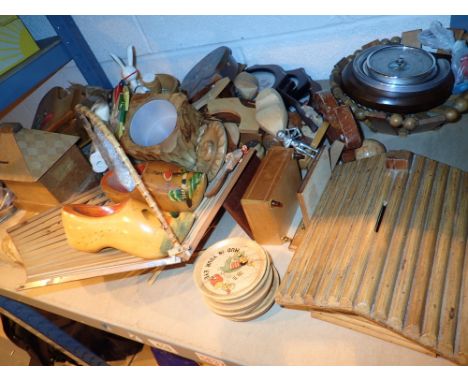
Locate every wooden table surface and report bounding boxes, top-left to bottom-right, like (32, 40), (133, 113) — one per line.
(0, 208), (452, 366)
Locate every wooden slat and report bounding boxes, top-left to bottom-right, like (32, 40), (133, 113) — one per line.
(387, 159), (437, 331)
(354, 171), (409, 315)
(420, 168), (461, 348)
(16, 230), (66, 253)
(311, 310), (437, 358)
(371, 156), (425, 323)
(7, 187), (103, 235)
(277, 161), (357, 304)
(403, 163), (449, 338)
(337, 169), (394, 309)
(437, 173), (468, 356)
(315, 155), (388, 307)
(301, 159), (373, 305)
(13, 220), (64, 245)
(456, 231), (468, 365)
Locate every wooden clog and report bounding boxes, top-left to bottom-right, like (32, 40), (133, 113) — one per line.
(62, 198), (195, 259)
(101, 161), (207, 212)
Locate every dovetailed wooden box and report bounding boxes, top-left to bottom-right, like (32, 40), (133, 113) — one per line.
(241, 147), (301, 245)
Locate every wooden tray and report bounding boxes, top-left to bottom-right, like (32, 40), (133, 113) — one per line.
(276, 152), (468, 365)
(8, 150), (255, 290)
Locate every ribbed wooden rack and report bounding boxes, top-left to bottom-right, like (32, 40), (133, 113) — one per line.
(7, 149), (255, 290)
(276, 152), (468, 365)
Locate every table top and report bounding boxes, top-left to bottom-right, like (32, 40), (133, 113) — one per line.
(0, 208), (452, 366)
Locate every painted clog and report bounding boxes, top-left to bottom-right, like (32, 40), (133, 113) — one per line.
(62, 198), (195, 259)
(101, 161), (207, 212)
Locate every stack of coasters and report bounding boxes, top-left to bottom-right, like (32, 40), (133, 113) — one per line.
(193, 237), (279, 322)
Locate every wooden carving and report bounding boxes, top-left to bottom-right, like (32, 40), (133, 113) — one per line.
(207, 97), (260, 134)
(120, 92), (203, 170)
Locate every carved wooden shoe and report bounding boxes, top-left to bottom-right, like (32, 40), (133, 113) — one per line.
(62, 198), (195, 259)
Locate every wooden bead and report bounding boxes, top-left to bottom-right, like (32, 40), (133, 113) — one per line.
(403, 117), (418, 130)
(389, 114), (403, 127)
(398, 128), (408, 137)
(355, 109), (367, 120)
(454, 98), (468, 113)
(444, 107), (459, 122)
(332, 87), (343, 98)
(354, 49), (362, 56)
(344, 98), (354, 106)
(390, 36), (401, 44)
(381, 38), (390, 45)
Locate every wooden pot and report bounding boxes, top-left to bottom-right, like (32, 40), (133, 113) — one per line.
(101, 161), (207, 212)
(120, 92), (203, 170)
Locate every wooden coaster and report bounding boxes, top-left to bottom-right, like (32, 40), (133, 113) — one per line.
(205, 249), (272, 305)
(204, 263), (274, 315)
(193, 237), (269, 302)
(229, 266), (280, 322)
(207, 266), (279, 321)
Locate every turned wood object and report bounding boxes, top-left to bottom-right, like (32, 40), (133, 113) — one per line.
(121, 92), (203, 171)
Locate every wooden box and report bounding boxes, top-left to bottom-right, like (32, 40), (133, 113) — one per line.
(0, 123), (97, 212)
(241, 147), (301, 244)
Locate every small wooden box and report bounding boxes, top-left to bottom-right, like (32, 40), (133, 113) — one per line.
(241, 147), (301, 245)
(0, 123), (97, 212)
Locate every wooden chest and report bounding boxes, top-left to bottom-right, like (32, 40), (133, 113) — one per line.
(241, 147), (301, 244)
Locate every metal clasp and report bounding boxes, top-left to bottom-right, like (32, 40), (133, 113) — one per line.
(276, 128), (319, 159)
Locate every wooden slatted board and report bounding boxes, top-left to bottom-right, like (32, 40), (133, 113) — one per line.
(8, 149), (255, 290)
(276, 152), (468, 365)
